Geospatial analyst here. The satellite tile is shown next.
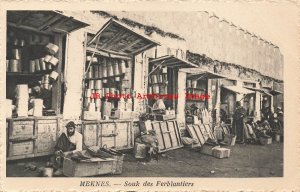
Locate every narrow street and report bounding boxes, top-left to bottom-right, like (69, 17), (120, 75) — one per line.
(7, 142), (283, 177)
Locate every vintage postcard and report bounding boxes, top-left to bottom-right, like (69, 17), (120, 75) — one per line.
(0, 0), (299, 191)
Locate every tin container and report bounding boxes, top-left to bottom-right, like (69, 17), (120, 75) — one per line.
(10, 60), (19, 72)
(157, 75), (163, 83)
(39, 58), (46, 71)
(85, 89), (92, 98)
(49, 71), (59, 81)
(89, 80), (95, 89)
(98, 65), (102, 78)
(86, 56), (92, 62)
(42, 83), (50, 90)
(192, 80), (197, 88)
(12, 49), (21, 60)
(148, 86), (152, 94)
(151, 75), (158, 84)
(94, 65), (99, 78)
(95, 80), (102, 89)
(187, 80), (192, 88)
(113, 59), (120, 76)
(46, 63), (52, 70)
(134, 142), (147, 159)
(153, 85), (159, 94)
(92, 57), (98, 63)
(6, 60), (9, 71)
(107, 59), (114, 77)
(119, 60), (126, 74)
(34, 59), (40, 72)
(49, 56), (59, 66)
(44, 55), (52, 63)
(102, 58), (107, 78)
(19, 39), (26, 47)
(33, 99), (43, 116)
(45, 43), (59, 55)
(43, 167), (54, 177)
(115, 77), (120, 81)
(29, 60), (35, 73)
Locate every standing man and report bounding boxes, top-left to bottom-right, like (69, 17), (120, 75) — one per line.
(232, 101), (246, 144)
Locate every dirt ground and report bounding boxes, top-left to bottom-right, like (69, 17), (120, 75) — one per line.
(6, 142), (283, 177)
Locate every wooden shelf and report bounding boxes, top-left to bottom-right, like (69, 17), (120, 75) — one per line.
(85, 74), (125, 80)
(186, 87), (206, 91)
(7, 72), (49, 77)
(149, 83), (168, 86)
(186, 99), (205, 102)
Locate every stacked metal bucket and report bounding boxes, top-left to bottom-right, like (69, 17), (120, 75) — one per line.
(15, 84), (29, 117)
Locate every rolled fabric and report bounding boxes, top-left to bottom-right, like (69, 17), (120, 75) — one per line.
(95, 80), (102, 89)
(107, 59), (114, 77)
(85, 89), (92, 98)
(45, 43), (59, 55)
(98, 65), (102, 78)
(187, 80), (192, 87)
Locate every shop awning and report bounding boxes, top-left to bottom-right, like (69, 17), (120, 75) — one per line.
(244, 86), (273, 97)
(7, 11), (89, 34)
(262, 87), (283, 96)
(87, 19), (160, 57)
(187, 70), (227, 80)
(149, 55), (198, 69)
(270, 90), (283, 96)
(222, 86), (255, 95)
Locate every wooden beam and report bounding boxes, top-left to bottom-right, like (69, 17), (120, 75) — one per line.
(16, 12), (31, 26)
(104, 31), (130, 50)
(119, 38), (142, 52)
(86, 47), (131, 60)
(100, 30), (126, 49)
(132, 43), (155, 55)
(38, 14), (61, 31)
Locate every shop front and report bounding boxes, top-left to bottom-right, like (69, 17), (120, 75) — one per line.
(80, 19), (160, 150)
(5, 11), (89, 160)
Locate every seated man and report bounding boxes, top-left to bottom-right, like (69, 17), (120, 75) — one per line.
(52, 121), (83, 175)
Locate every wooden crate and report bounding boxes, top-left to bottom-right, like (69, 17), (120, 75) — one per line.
(8, 119), (35, 140)
(7, 116), (61, 160)
(82, 122), (98, 147)
(152, 120), (183, 153)
(82, 120), (134, 150)
(63, 157), (115, 177)
(8, 140), (35, 160)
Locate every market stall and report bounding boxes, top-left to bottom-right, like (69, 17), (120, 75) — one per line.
(81, 19), (159, 150)
(6, 11), (89, 160)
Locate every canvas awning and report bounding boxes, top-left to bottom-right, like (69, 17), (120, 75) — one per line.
(187, 70), (227, 80)
(244, 86), (273, 97)
(7, 11), (89, 34)
(222, 86), (255, 95)
(149, 55), (198, 69)
(87, 19), (160, 57)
